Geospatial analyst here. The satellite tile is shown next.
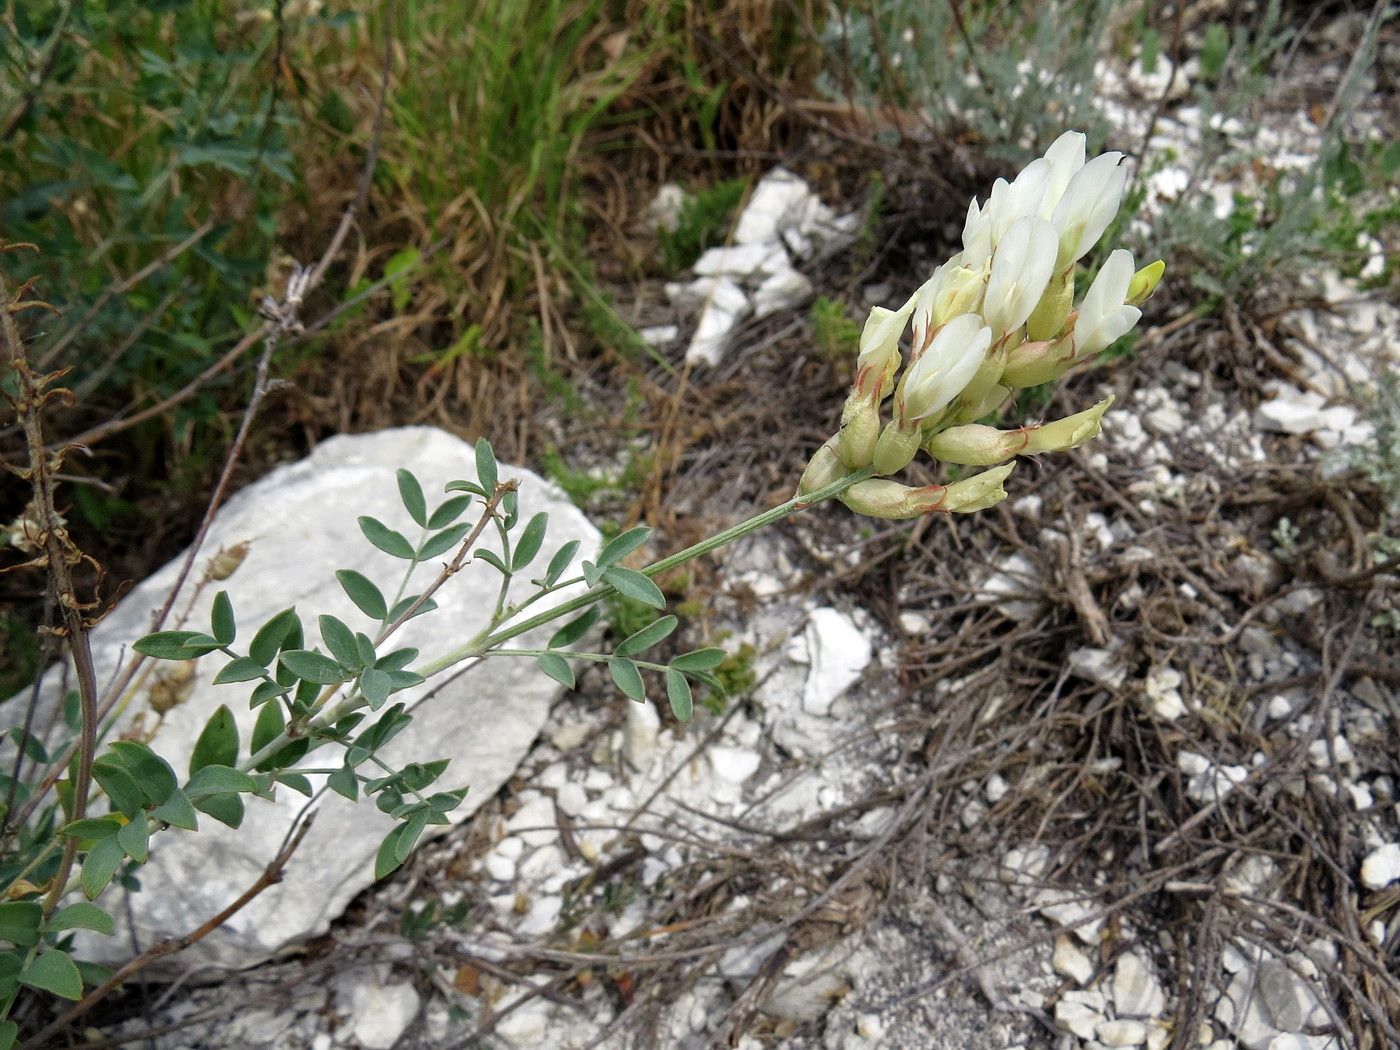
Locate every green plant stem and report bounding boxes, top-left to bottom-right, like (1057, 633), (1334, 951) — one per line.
(419, 466), (875, 676)
(239, 467), (873, 773)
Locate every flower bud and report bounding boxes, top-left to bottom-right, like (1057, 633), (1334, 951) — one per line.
(942, 464), (1016, 513)
(946, 384), (1013, 426)
(1021, 395), (1114, 453)
(840, 464), (1014, 519)
(854, 296), (916, 398)
(798, 436), (846, 496)
(1126, 260), (1165, 306)
(837, 391), (881, 469)
(872, 420), (922, 476)
(927, 395), (1114, 464)
(1000, 337), (1075, 389)
(911, 264), (984, 351)
(1024, 264), (1075, 343)
(923, 423), (1030, 466)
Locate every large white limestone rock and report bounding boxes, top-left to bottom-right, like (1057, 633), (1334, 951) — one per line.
(29, 427), (599, 969)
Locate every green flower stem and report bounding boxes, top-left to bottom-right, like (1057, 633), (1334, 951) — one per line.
(417, 466), (875, 678)
(238, 466), (872, 773)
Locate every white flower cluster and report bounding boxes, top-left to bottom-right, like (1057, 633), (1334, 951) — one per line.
(801, 131), (1164, 519)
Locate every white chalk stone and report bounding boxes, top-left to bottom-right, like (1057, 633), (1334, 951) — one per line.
(801, 608), (872, 716)
(684, 276), (751, 366)
(709, 746), (761, 785)
(623, 698), (662, 771)
(555, 781), (588, 818)
(506, 794), (558, 848)
(24, 428), (598, 970)
(345, 979), (420, 1050)
(1112, 951), (1166, 1017)
(1070, 647), (1128, 690)
(1361, 843), (1400, 889)
(752, 266), (813, 318)
(1053, 935), (1096, 985)
(1097, 1017), (1150, 1046)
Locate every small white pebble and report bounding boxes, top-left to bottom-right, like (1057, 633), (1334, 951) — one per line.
(1097, 1017), (1149, 1047)
(1360, 843), (1400, 890)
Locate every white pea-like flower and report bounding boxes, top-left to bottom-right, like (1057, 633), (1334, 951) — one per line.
(910, 261), (983, 352)
(1051, 151), (1128, 267)
(962, 158), (1053, 266)
(899, 314), (990, 423)
(1073, 249), (1141, 354)
(1037, 131), (1088, 220)
(982, 216), (1059, 337)
(854, 292), (917, 390)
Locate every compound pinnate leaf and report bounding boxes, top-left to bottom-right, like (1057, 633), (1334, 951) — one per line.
(195, 793), (245, 829)
(91, 760), (144, 819)
(670, 647), (727, 672)
(417, 522), (470, 560)
(336, 570), (388, 621)
(360, 667), (393, 709)
(475, 439), (498, 493)
(602, 566), (665, 609)
(81, 835), (125, 899)
(213, 656), (265, 684)
(536, 653), (575, 689)
(190, 705), (239, 775)
(608, 657), (646, 702)
(328, 767), (358, 801)
(131, 631), (221, 661)
(58, 817), (121, 841)
(397, 810), (429, 863)
(358, 516), (415, 560)
(42, 902), (114, 937)
(427, 494), (473, 530)
(396, 469), (428, 527)
(386, 595), (437, 622)
(374, 823), (410, 879)
(666, 668), (694, 722)
(542, 539), (580, 587)
(107, 742), (178, 805)
(615, 615), (677, 657)
(319, 615), (363, 671)
(251, 700), (285, 756)
(210, 590), (236, 645)
(511, 512), (549, 571)
(148, 789), (199, 831)
(280, 649), (346, 685)
(279, 772), (313, 796)
(0, 902), (41, 948)
(249, 679), (286, 708)
(20, 949), (83, 1000)
(472, 548), (507, 574)
(117, 816), (149, 863)
(596, 526), (652, 569)
(184, 764), (258, 799)
(384, 669), (424, 692)
(249, 608), (302, 666)
(548, 607), (598, 649)
(375, 647), (418, 671)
